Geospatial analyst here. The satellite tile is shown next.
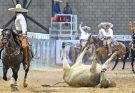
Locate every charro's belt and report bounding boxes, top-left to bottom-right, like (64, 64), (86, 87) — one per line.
(16, 30), (22, 35)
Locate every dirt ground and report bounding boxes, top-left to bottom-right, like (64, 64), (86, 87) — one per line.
(0, 62), (135, 93)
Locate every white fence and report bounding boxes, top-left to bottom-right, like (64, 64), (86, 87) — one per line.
(27, 32), (132, 41)
(27, 32), (50, 39)
(113, 35), (132, 41)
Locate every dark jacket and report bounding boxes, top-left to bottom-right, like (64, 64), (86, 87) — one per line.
(53, 2), (61, 15)
(63, 3), (72, 14)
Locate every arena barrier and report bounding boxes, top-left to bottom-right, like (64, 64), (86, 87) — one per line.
(29, 36), (132, 67)
(0, 34), (133, 70)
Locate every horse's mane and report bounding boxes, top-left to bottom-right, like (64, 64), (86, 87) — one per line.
(3, 28), (20, 46)
(92, 36), (99, 43)
(11, 29), (21, 46)
(10, 28), (17, 40)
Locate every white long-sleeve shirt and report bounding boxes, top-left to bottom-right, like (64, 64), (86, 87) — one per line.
(79, 24), (90, 40)
(98, 28), (113, 40)
(15, 13), (27, 34)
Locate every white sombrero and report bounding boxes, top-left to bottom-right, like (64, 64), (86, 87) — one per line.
(8, 4), (28, 12)
(54, 0), (63, 2)
(98, 22), (113, 29)
(82, 26), (91, 30)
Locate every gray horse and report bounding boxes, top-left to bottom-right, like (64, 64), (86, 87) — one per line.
(69, 42), (95, 64)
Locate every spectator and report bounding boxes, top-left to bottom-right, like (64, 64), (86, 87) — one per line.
(63, 2), (72, 14)
(79, 22), (91, 51)
(63, 2), (72, 22)
(53, 0), (62, 16)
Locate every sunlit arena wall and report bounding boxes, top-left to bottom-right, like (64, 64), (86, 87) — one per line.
(0, 0), (135, 35)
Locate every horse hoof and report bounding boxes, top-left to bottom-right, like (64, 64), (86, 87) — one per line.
(132, 70), (135, 73)
(96, 84), (101, 88)
(23, 83), (28, 87)
(11, 84), (19, 91)
(3, 77), (7, 81)
(11, 87), (19, 91)
(7, 76), (12, 81)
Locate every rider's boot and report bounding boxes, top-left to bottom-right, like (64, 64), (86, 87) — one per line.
(20, 35), (29, 70)
(107, 44), (112, 56)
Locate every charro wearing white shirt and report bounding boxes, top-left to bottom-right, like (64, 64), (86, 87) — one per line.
(15, 13), (27, 34)
(79, 22), (91, 51)
(8, 4), (29, 69)
(98, 22), (114, 56)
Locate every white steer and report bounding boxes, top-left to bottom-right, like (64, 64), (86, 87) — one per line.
(61, 42), (117, 88)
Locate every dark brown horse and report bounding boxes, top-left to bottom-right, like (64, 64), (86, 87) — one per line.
(86, 35), (127, 71)
(1, 28), (32, 91)
(124, 41), (135, 73)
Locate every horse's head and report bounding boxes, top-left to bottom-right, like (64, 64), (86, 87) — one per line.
(86, 35), (99, 46)
(2, 28), (13, 45)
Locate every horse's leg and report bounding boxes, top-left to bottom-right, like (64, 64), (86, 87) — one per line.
(112, 55), (119, 70)
(124, 47), (130, 60)
(23, 67), (29, 87)
(131, 50), (135, 73)
(3, 66), (8, 81)
(11, 69), (19, 91)
(121, 57), (126, 70)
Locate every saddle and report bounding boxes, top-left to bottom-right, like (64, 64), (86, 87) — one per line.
(12, 31), (33, 57)
(111, 40), (119, 48)
(102, 40), (120, 55)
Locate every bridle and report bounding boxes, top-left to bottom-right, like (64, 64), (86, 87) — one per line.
(2, 29), (20, 56)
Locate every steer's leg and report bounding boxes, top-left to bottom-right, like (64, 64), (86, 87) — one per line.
(102, 52), (117, 70)
(98, 70), (116, 88)
(90, 54), (98, 73)
(61, 42), (70, 71)
(97, 52), (117, 88)
(72, 46), (89, 67)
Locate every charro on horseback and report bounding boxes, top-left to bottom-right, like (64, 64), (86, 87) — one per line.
(8, 4), (30, 70)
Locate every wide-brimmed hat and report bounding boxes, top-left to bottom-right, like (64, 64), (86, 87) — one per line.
(98, 22), (113, 29)
(8, 4), (28, 12)
(82, 26), (91, 30)
(54, 0), (63, 2)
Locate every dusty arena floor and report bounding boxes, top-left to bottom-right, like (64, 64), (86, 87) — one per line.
(0, 62), (135, 93)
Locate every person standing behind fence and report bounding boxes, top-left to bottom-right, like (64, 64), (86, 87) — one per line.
(63, 2), (72, 14)
(53, 0), (62, 16)
(63, 2), (72, 22)
(79, 22), (91, 51)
